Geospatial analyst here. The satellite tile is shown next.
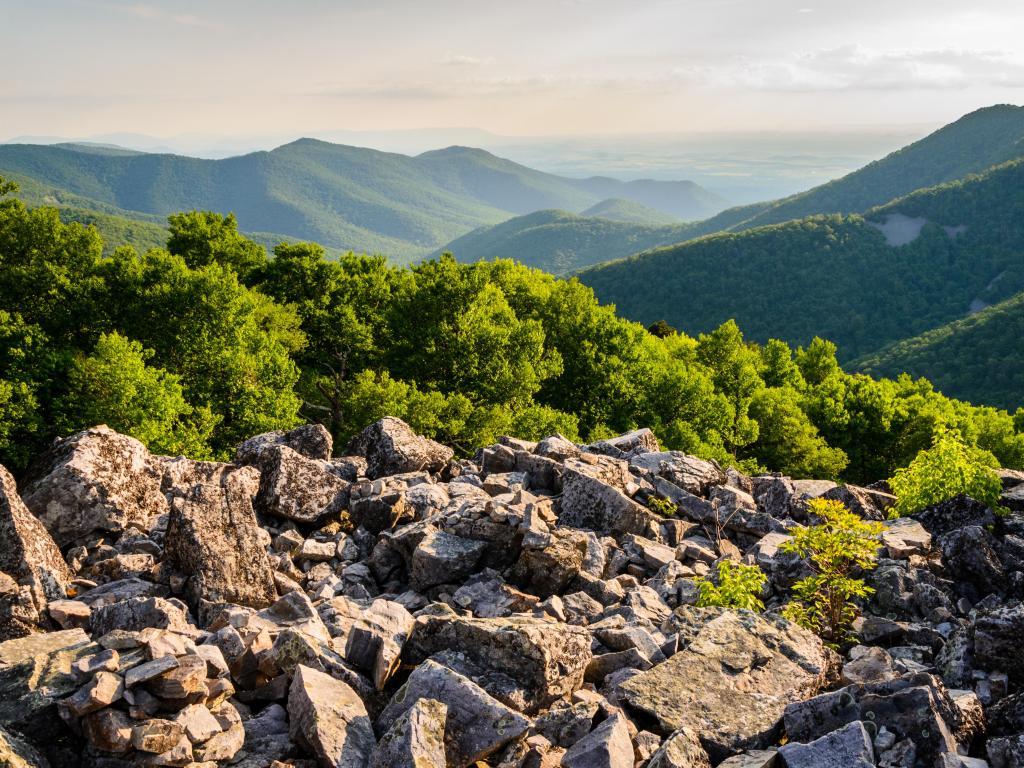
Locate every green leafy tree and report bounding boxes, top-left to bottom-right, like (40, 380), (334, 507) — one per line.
(889, 427), (1004, 517)
(694, 560), (767, 610)
(57, 332), (217, 457)
(781, 498), (884, 646)
(747, 387), (848, 479)
(167, 211), (266, 280)
(696, 320), (763, 453)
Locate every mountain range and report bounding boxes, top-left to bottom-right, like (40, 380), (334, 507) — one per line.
(0, 140), (727, 263)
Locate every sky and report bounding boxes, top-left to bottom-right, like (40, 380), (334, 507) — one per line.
(3, 0), (1024, 143)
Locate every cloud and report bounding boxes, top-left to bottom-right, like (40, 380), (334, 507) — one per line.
(676, 46), (1024, 92)
(440, 52), (487, 67)
(109, 2), (212, 27)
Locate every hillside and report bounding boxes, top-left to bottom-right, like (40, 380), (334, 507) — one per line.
(710, 104), (1024, 232)
(855, 291), (1024, 410)
(579, 157), (1024, 361)
(0, 141), (727, 263)
(579, 197), (683, 225)
(436, 209), (698, 274)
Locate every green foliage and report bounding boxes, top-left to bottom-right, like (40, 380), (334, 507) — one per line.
(889, 427), (1004, 517)
(167, 211), (266, 279)
(646, 496), (679, 518)
(57, 332), (217, 457)
(694, 560), (767, 611)
(781, 498), (885, 646)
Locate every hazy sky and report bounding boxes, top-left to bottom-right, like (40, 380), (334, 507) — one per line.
(4, 0), (1024, 139)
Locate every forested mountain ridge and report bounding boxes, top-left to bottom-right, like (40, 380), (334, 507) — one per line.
(0, 140), (727, 263)
(855, 290), (1024, 411)
(578, 156), (1024, 364)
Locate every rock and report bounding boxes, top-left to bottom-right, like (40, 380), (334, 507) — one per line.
(82, 707), (134, 752)
(560, 458), (658, 536)
(346, 417), (453, 479)
(0, 466), (72, 638)
(254, 445), (348, 524)
(630, 452), (725, 496)
(857, 676), (960, 765)
(349, 482), (415, 534)
(132, 718), (186, 753)
(163, 467), (277, 619)
(974, 603), (1024, 684)
(344, 598), (414, 689)
(409, 531), (486, 592)
(716, 751), (779, 768)
(823, 484), (891, 521)
(60, 670), (124, 716)
(881, 518), (932, 559)
(619, 611), (839, 762)
(288, 664), (376, 768)
(146, 653), (207, 700)
(939, 525), (1005, 599)
(843, 646), (898, 685)
(777, 721), (875, 768)
(646, 727), (712, 768)
(236, 423), (333, 464)
(90, 597), (192, 637)
(125, 654), (179, 687)
(508, 529), (588, 598)
(914, 495), (995, 537)
(172, 703), (221, 745)
(561, 713), (634, 768)
(0, 724), (50, 767)
(21, 426), (167, 547)
(377, 660), (528, 768)
(403, 611), (592, 712)
(369, 697), (447, 768)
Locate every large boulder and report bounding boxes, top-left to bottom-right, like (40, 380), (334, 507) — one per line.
(254, 445), (349, 524)
(974, 603), (1024, 684)
(630, 452), (725, 496)
(163, 466), (277, 621)
(560, 456), (659, 536)
(369, 697), (447, 768)
(403, 610), (592, 712)
(376, 660), (528, 768)
(777, 721), (875, 768)
(21, 426), (167, 547)
(288, 664), (376, 768)
(409, 531), (487, 592)
(346, 417), (453, 479)
(561, 712), (634, 768)
(0, 466), (72, 637)
(235, 423), (333, 464)
(619, 611), (839, 762)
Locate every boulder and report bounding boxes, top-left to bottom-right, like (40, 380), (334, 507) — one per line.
(561, 713), (634, 768)
(939, 525), (1005, 599)
(618, 611), (839, 762)
(163, 466), (277, 620)
(403, 611), (592, 712)
(254, 445), (349, 524)
(0, 465), (72, 636)
(974, 603), (1024, 684)
(369, 697), (447, 768)
(509, 528), (589, 598)
(21, 426), (167, 547)
(630, 452), (725, 496)
(235, 423), (333, 464)
(90, 597), (193, 637)
(346, 417), (453, 478)
(409, 531), (487, 592)
(646, 727), (711, 768)
(560, 458), (659, 536)
(376, 659), (528, 768)
(914, 495), (995, 537)
(0, 724), (50, 767)
(777, 721), (875, 768)
(288, 664), (376, 768)
(344, 598), (415, 689)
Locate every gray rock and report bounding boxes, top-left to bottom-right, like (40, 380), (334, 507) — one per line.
(630, 452), (725, 496)
(369, 697), (447, 768)
(235, 423), (333, 463)
(344, 598), (415, 689)
(288, 664), (377, 768)
(254, 445), (349, 524)
(376, 659), (528, 768)
(403, 611), (591, 713)
(560, 457), (658, 536)
(646, 727), (712, 768)
(561, 712), (634, 768)
(163, 466), (277, 620)
(0, 724), (50, 767)
(409, 531), (487, 592)
(346, 417), (453, 479)
(717, 751), (779, 768)
(90, 597), (193, 637)
(619, 611), (839, 762)
(777, 721), (875, 768)
(974, 603), (1024, 684)
(21, 425), (167, 547)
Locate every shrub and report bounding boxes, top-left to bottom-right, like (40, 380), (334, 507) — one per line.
(647, 496), (679, 518)
(889, 427), (1004, 517)
(694, 560), (767, 610)
(781, 498), (884, 647)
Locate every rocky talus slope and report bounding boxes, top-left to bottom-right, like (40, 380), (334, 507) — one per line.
(1, 418), (1024, 767)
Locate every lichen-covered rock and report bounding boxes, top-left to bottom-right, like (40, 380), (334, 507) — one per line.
(644, 727), (711, 768)
(376, 660), (528, 768)
(561, 713), (634, 768)
(0, 465), (72, 637)
(346, 417), (454, 479)
(288, 664), (376, 768)
(777, 720), (875, 768)
(21, 426), (167, 547)
(254, 445), (349, 524)
(235, 423), (333, 464)
(409, 531), (487, 592)
(369, 697), (447, 768)
(163, 466), (277, 620)
(619, 611), (839, 762)
(403, 610), (592, 712)
(0, 724), (50, 767)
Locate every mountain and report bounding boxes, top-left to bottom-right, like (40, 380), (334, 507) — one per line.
(0, 141), (727, 263)
(854, 291), (1024, 411)
(578, 198), (683, 225)
(579, 156), (1024, 362)
(435, 209), (698, 274)
(706, 104), (1024, 233)
(566, 177), (728, 220)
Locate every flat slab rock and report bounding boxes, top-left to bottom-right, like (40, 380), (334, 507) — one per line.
(619, 611), (839, 762)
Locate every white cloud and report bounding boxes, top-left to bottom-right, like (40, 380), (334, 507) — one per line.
(676, 46), (1024, 92)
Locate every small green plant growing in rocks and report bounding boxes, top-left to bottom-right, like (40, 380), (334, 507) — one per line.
(694, 560), (767, 611)
(889, 427), (1004, 518)
(647, 496), (679, 518)
(781, 498), (884, 647)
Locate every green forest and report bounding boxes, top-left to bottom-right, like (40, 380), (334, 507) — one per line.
(3, 175), (1024, 487)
